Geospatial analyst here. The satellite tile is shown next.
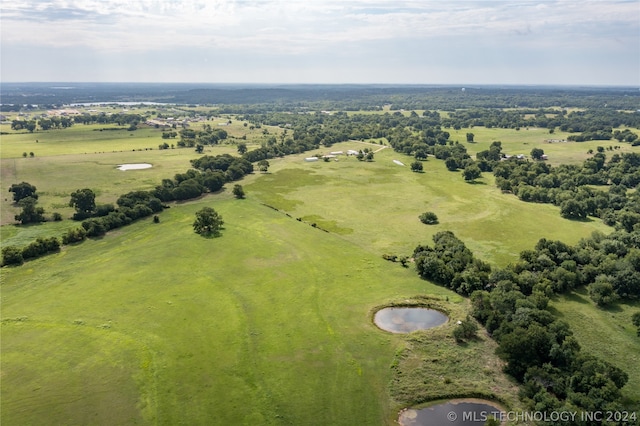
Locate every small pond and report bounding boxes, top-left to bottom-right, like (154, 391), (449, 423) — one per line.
(117, 163), (152, 171)
(399, 399), (504, 426)
(373, 307), (447, 333)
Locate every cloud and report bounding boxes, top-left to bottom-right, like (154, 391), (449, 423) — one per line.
(1, 1), (638, 84)
(2, 0), (637, 51)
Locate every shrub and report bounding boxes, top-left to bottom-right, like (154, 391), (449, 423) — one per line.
(62, 227), (87, 244)
(453, 315), (479, 342)
(2, 246), (24, 266)
(410, 161), (423, 172)
(232, 184), (245, 199)
(419, 211), (439, 225)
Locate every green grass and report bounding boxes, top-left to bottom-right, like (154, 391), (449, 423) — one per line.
(245, 142), (611, 267)
(1, 124), (639, 425)
(452, 126), (638, 166)
(549, 289), (640, 408)
(2, 196), (462, 425)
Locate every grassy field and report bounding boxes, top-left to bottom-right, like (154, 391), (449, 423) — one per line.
(1, 124), (639, 425)
(549, 289), (640, 407)
(245, 142), (611, 266)
(2, 194), (468, 425)
(0, 119), (279, 227)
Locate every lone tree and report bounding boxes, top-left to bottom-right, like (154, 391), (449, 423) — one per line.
(69, 188), (96, 220)
(466, 132), (475, 143)
(410, 161), (423, 172)
(531, 147), (545, 160)
(9, 182), (37, 203)
(232, 184), (245, 199)
(193, 207), (224, 237)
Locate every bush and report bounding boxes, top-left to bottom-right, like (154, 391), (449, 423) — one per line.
(232, 184), (245, 199)
(81, 218), (107, 237)
(453, 315), (478, 342)
(2, 246), (24, 266)
(21, 237), (60, 260)
(410, 161), (423, 172)
(419, 211), (439, 225)
(62, 227), (87, 244)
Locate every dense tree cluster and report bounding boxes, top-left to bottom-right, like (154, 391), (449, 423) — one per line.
(413, 230), (638, 415)
(73, 112), (144, 127)
(414, 231), (492, 296)
(493, 152), (640, 228)
(177, 126), (228, 147)
(4, 84), (639, 112)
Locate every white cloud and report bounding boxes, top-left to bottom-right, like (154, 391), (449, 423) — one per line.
(2, 0), (637, 51)
(1, 0), (638, 84)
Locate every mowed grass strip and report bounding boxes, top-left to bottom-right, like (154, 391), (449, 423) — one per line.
(2, 196), (465, 425)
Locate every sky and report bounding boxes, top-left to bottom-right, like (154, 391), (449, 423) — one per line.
(1, 0), (639, 85)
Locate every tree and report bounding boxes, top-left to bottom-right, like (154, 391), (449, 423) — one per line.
(632, 312), (640, 336)
(9, 182), (37, 203)
(15, 196), (46, 224)
(531, 147), (545, 160)
(257, 159), (270, 173)
(193, 207), (224, 237)
(2, 246), (24, 266)
(232, 184), (245, 199)
(237, 142), (247, 155)
(466, 132), (475, 142)
(560, 199), (586, 220)
(445, 157), (459, 171)
(419, 211), (438, 224)
(69, 188), (96, 220)
(588, 275), (619, 306)
(410, 161), (423, 172)
(463, 164), (482, 182)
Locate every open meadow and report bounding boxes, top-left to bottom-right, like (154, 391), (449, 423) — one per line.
(1, 121), (639, 424)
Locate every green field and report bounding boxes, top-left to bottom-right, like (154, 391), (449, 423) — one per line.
(1, 124), (638, 425)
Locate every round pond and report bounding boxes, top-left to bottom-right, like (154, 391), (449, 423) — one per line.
(399, 399), (504, 426)
(373, 307), (447, 333)
(117, 163), (152, 171)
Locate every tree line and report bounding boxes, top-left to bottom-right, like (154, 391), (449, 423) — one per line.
(413, 230), (639, 417)
(2, 151), (257, 265)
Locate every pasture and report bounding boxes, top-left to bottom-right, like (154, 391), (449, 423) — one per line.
(1, 122), (639, 424)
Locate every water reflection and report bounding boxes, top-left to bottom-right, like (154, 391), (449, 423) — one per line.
(373, 307), (447, 333)
(399, 400), (503, 426)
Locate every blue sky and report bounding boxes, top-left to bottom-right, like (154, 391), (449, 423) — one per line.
(1, 0), (638, 85)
